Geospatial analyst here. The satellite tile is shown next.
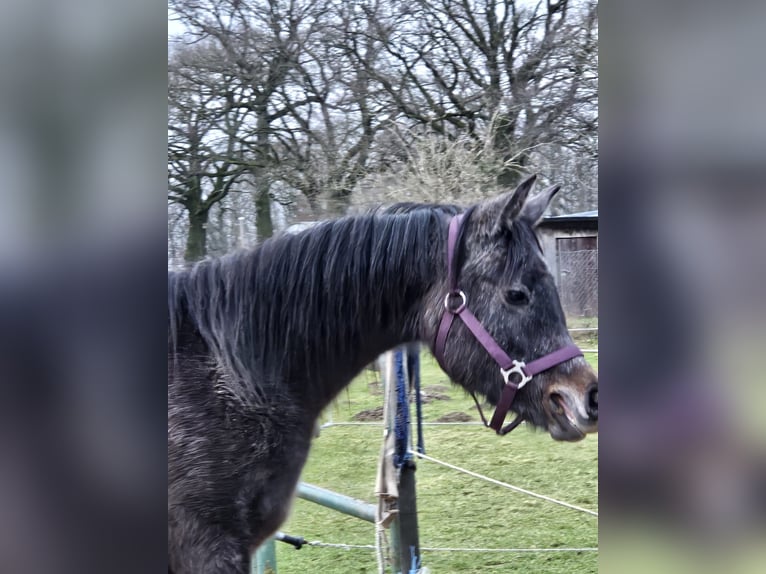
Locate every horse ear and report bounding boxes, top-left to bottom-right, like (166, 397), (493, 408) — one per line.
(520, 184), (561, 226)
(491, 174), (537, 234)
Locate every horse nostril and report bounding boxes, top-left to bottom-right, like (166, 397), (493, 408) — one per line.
(586, 383), (598, 420)
(549, 392), (565, 416)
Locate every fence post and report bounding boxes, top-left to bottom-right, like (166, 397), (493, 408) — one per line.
(396, 458), (420, 573)
(392, 348), (421, 573)
(252, 538), (277, 574)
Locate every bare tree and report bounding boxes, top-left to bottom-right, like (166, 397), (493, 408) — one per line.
(172, 1), (366, 226)
(171, 0), (296, 239)
(168, 44), (250, 261)
(171, 0), (397, 217)
(268, 2), (387, 213)
(345, 0), (598, 187)
(354, 117), (526, 207)
(167, 0), (598, 259)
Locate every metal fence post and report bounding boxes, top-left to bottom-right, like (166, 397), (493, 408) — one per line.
(397, 458), (420, 573)
(252, 538), (277, 574)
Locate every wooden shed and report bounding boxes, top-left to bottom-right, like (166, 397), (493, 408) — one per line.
(537, 210), (598, 317)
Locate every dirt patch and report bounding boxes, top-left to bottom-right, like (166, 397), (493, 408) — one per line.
(436, 411), (474, 423)
(423, 384), (450, 394)
(418, 390), (451, 403)
(352, 406), (384, 421)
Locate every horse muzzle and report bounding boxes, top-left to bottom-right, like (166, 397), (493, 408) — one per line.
(545, 378), (598, 442)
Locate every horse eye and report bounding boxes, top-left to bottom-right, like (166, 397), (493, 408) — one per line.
(505, 289), (529, 305)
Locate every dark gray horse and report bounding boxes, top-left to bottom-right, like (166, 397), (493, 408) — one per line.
(168, 176), (598, 573)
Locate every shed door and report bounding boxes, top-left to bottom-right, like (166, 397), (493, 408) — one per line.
(556, 235), (598, 317)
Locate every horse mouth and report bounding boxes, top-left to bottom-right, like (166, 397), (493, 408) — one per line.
(546, 392), (590, 442)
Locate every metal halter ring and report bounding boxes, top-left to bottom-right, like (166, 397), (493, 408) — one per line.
(443, 290), (467, 314)
(500, 360), (532, 389)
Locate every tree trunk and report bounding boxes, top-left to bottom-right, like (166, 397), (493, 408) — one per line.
(497, 152), (526, 188)
(305, 193), (320, 216)
(254, 109), (274, 242)
(493, 115), (524, 188)
(497, 166), (521, 188)
(255, 185), (273, 242)
(185, 209), (208, 262)
(325, 193), (351, 218)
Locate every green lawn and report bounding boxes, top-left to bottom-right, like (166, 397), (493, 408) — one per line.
(275, 352), (598, 573)
(568, 316), (599, 357)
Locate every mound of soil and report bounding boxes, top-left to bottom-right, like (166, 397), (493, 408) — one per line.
(352, 406), (384, 421)
(367, 380), (383, 395)
(423, 384), (450, 394)
(418, 390), (451, 403)
(436, 412), (474, 423)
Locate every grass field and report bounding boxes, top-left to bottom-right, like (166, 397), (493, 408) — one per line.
(275, 348), (598, 573)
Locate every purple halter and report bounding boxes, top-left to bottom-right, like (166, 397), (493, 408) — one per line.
(433, 214), (583, 435)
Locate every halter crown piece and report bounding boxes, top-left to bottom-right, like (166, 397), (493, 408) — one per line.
(433, 214), (583, 435)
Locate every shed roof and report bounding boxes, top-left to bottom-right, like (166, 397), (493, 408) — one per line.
(539, 209), (598, 230)
(544, 209), (598, 220)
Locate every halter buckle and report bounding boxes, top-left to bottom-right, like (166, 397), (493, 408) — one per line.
(443, 290), (467, 314)
(500, 360), (532, 390)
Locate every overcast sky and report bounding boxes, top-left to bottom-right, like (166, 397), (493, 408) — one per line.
(168, 8), (185, 42)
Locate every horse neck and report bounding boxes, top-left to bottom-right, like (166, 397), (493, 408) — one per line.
(262, 214), (445, 411)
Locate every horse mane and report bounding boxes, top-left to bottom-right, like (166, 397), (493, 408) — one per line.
(380, 202), (463, 217)
(168, 207), (447, 404)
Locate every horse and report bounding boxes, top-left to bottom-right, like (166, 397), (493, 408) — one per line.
(167, 175), (598, 573)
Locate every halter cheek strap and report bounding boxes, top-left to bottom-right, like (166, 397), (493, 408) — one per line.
(433, 214), (583, 435)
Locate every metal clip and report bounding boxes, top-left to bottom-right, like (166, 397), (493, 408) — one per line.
(500, 360), (532, 389)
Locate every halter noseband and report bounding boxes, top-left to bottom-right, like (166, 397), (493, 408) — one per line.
(433, 214), (583, 435)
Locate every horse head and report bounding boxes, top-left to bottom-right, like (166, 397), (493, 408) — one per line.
(423, 176), (598, 441)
